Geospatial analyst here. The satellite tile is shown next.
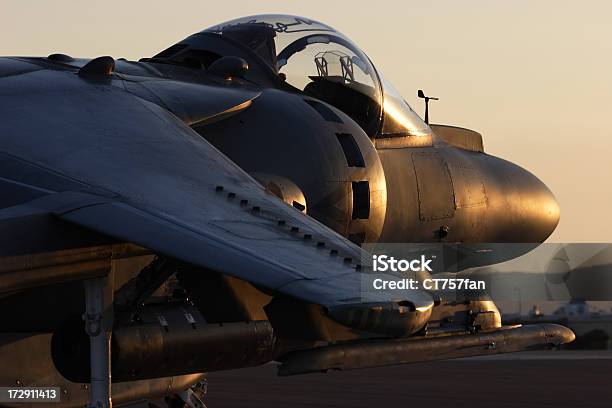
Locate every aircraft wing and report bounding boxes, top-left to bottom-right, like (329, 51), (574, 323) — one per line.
(0, 60), (433, 330)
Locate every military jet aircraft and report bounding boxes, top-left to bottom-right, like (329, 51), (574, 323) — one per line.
(0, 14), (573, 408)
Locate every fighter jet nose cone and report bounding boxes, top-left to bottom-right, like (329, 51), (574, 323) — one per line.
(525, 176), (560, 240)
(542, 323), (576, 346)
(488, 159), (560, 242)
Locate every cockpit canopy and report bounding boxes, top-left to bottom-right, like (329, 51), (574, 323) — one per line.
(156, 14), (431, 139)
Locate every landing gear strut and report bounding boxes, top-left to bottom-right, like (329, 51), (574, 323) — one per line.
(84, 276), (114, 408)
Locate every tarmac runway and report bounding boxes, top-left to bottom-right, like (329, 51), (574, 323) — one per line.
(205, 351), (612, 408)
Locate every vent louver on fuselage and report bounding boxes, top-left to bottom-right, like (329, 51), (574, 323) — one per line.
(305, 99), (344, 123)
(352, 181), (370, 220)
(335, 133), (365, 168)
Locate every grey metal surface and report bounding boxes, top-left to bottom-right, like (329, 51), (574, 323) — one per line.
(277, 323), (575, 375)
(0, 62), (431, 311)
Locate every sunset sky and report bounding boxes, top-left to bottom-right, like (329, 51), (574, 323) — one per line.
(2, 0), (610, 242)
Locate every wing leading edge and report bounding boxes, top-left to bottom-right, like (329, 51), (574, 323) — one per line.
(0, 66), (433, 335)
